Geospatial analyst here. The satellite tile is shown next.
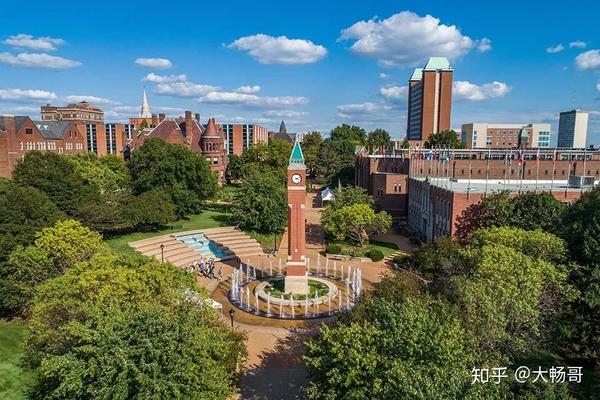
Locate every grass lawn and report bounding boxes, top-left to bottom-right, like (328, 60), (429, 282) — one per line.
(0, 319), (33, 400)
(104, 203), (232, 255)
(327, 239), (398, 258)
(246, 231), (283, 253)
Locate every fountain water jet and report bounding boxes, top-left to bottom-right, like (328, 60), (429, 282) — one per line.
(279, 294), (285, 318)
(290, 295), (295, 318)
(255, 291), (260, 315)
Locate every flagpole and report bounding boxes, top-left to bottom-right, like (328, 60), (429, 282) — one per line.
(485, 148), (490, 196)
(550, 149), (557, 192)
(467, 148), (472, 199)
(535, 148), (541, 193)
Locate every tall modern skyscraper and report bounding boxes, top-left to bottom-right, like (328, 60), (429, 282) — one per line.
(407, 57), (453, 144)
(557, 109), (589, 148)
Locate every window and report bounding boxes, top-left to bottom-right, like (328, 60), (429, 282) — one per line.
(25, 128), (33, 135)
(19, 141), (23, 150)
(86, 124), (97, 153)
(105, 124), (117, 154)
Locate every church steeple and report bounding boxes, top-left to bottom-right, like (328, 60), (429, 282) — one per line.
(140, 90), (151, 118)
(279, 120), (287, 133)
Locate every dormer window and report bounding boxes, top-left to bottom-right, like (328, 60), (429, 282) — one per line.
(25, 128), (33, 135)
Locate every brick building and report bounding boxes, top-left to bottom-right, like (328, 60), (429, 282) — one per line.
(41, 101), (104, 123)
(220, 123), (268, 155)
(461, 123), (551, 149)
(407, 57), (453, 145)
(124, 111), (228, 184)
(0, 116), (86, 177)
(356, 148), (600, 236)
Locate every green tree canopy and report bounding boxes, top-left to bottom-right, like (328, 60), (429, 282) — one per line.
(0, 219), (108, 316)
(128, 138), (217, 218)
(366, 128), (391, 153)
(0, 179), (63, 263)
(26, 253), (246, 399)
(225, 153), (243, 183)
(322, 203), (391, 246)
(301, 131), (323, 179)
(231, 170), (287, 233)
(329, 124), (366, 145)
(424, 130), (465, 149)
(12, 151), (95, 216)
(69, 153), (130, 195)
(325, 186), (374, 212)
(315, 138), (356, 185)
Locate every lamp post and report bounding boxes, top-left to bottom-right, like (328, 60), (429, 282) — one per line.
(228, 308), (235, 327)
(160, 244), (165, 263)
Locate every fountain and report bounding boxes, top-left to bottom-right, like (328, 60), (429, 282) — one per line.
(255, 291), (260, 315)
(246, 287), (251, 311)
(230, 269), (239, 301)
(333, 261), (337, 278)
(279, 294), (285, 318)
(266, 296), (272, 317)
(304, 296), (309, 317)
(245, 263), (250, 282)
(253, 265), (257, 280)
(290, 295), (295, 318)
(239, 287), (244, 308)
(347, 266), (351, 284)
(325, 257), (329, 277)
(346, 290), (350, 310)
(313, 292), (319, 315)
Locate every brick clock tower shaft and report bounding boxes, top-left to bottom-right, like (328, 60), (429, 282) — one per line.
(284, 140), (309, 294)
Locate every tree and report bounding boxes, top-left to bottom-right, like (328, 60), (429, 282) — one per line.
(0, 180), (63, 263)
(69, 153), (130, 195)
(324, 186), (373, 212)
(455, 192), (514, 243)
(329, 124), (366, 145)
(240, 139), (292, 182)
(225, 154), (243, 183)
(424, 130), (465, 149)
(231, 171), (287, 233)
(12, 151), (95, 216)
(301, 131), (323, 179)
(305, 297), (499, 400)
(0, 219), (107, 316)
(122, 190), (176, 230)
(511, 192), (566, 233)
(26, 253), (246, 400)
(315, 138), (356, 185)
(322, 203), (391, 246)
(128, 138), (217, 218)
(366, 128), (391, 153)
(557, 186), (600, 361)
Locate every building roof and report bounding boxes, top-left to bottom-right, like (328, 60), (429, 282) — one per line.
(423, 57), (452, 71)
(410, 68), (423, 81)
(279, 120), (287, 133)
(289, 140), (305, 166)
(414, 177), (593, 194)
(34, 121), (70, 139)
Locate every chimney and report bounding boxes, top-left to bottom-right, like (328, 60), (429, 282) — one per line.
(185, 111), (193, 138)
(151, 114), (158, 126)
(194, 113), (200, 122)
(158, 113), (166, 123)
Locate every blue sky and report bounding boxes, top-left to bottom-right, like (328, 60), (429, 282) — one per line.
(1, 0), (599, 144)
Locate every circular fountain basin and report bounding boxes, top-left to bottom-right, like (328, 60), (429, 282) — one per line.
(255, 277), (338, 306)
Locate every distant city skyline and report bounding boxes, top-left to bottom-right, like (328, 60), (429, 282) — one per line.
(0, 0), (599, 144)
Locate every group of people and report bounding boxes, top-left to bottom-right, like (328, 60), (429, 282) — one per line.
(188, 257), (223, 281)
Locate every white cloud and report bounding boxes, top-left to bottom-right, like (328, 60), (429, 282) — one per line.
(64, 95), (118, 105)
(476, 38), (492, 53)
(197, 91), (308, 108)
(234, 85), (261, 94)
(575, 50), (600, 70)
(340, 11), (480, 67)
(337, 102), (391, 116)
(135, 58), (172, 69)
(227, 34), (327, 64)
(546, 44), (564, 53)
(142, 73), (186, 83)
(379, 85), (408, 101)
(0, 88), (57, 101)
(263, 110), (307, 118)
(453, 80), (511, 101)
(379, 72), (389, 79)
(569, 41), (587, 49)
(596, 81), (600, 92)
(0, 52), (81, 69)
(3, 34), (65, 51)
(155, 82), (220, 97)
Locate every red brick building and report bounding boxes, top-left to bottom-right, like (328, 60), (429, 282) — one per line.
(356, 148), (600, 236)
(221, 123), (268, 155)
(124, 111), (228, 184)
(407, 57), (453, 146)
(0, 116), (86, 177)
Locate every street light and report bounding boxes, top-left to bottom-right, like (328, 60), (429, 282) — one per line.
(228, 308), (235, 327)
(160, 244), (165, 263)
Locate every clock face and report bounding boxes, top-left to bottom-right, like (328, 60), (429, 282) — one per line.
(291, 173), (302, 184)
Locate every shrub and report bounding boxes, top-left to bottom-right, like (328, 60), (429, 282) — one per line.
(368, 249), (384, 262)
(326, 244), (342, 254)
(392, 254), (408, 266)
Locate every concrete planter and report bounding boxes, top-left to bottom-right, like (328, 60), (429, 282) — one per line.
(325, 253), (372, 262)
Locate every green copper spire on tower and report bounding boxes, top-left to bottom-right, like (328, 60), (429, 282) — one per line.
(289, 140), (305, 167)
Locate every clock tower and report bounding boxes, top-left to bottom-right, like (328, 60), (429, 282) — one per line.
(285, 140), (309, 294)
